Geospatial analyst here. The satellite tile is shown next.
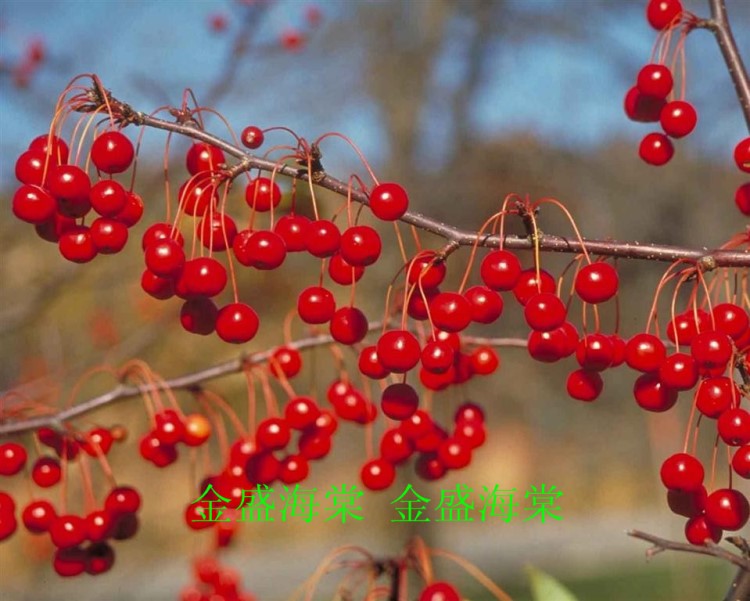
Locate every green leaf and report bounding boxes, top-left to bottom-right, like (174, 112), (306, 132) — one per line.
(526, 565), (580, 601)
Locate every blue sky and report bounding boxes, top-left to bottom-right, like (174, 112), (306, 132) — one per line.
(1, 0), (747, 190)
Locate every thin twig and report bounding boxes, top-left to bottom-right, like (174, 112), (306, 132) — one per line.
(627, 529), (750, 571)
(80, 92), (750, 268)
(696, 0), (750, 130)
(0, 329), (528, 437)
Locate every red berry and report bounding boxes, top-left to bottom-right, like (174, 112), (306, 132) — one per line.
(329, 307), (368, 345)
(430, 292), (472, 332)
(50, 514), (86, 548)
(623, 86), (666, 122)
(81, 428), (114, 456)
(15, 149), (53, 186)
(284, 396), (320, 430)
(421, 340), (455, 374)
(407, 253), (446, 289)
(667, 310), (709, 345)
(660, 100), (697, 138)
(91, 131), (134, 174)
(340, 225), (382, 266)
(705, 488), (749, 531)
(633, 373), (678, 412)
(381, 383), (419, 420)
(198, 212), (237, 251)
(245, 177), (281, 211)
(513, 268), (556, 305)
(85, 541), (115, 575)
(279, 454), (309, 484)
(659, 353), (698, 391)
(22, 499), (56, 533)
(270, 346), (303, 379)
(646, 0), (682, 30)
(524, 292), (566, 331)
(180, 298), (218, 335)
(360, 458), (396, 490)
(712, 303), (749, 340)
(465, 284), (505, 321)
(186, 143), (224, 175)
(637, 64), (673, 99)
(576, 334), (614, 371)
(419, 581), (460, 601)
(574, 263), (618, 304)
(89, 179), (127, 216)
(668, 486), (707, 518)
(182, 414), (212, 446)
(53, 546), (87, 577)
(181, 257), (227, 297)
(718, 408), (750, 446)
(690, 331), (733, 372)
(238, 230), (287, 269)
(297, 286), (336, 324)
(376, 330), (421, 373)
(241, 126), (264, 149)
(216, 302), (259, 343)
(481, 250), (522, 291)
(90, 218), (128, 254)
(566, 369), (603, 401)
(305, 219), (341, 258)
(380, 428), (414, 464)
(639, 132), (673, 166)
(735, 183), (750, 216)
(31, 456), (62, 487)
(470, 345), (499, 375)
(415, 452), (447, 481)
(256, 417), (291, 450)
(358, 346), (389, 379)
(274, 214), (310, 251)
(695, 376), (737, 418)
(48, 164), (91, 217)
(660, 453), (704, 492)
(735, 137), (750, 173)
(328, 252), (365, 285)
(29, 133), (69, 164)
(684, 514), (721, 545)
(85, 510), (114, 543)
(105, 486), (142, 515)
(141, 269), (175, 300)
(369, 182), (408, 221)
(732, 445), (750, 478)
(177, 176), (217, 217)
(625, 333), (666, 372)
(144, 238), (185, 277)
(12, 184), (56, 224)
(0, 442), (27, 476)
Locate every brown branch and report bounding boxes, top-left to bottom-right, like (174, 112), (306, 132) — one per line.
(0, 328), (528, 437)
(82, 92), (750, 268)
(697, 0), (750, 131)
(627, 529), (750, 571)
(724, 566), (750, 601)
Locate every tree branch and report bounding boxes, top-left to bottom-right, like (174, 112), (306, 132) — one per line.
(80, 91), (750, 268)
(699, 0), (750, 131)
(0, 330), (528, 437)
(627, 529), (750, 571)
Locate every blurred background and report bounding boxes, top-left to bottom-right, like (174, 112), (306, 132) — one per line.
(0, 0), (749, 599)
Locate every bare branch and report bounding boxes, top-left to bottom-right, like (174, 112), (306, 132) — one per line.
(627, 529), (750, 571)
(0, 327), (528, 437)
(86, 92), (750, 268)
(696, 0), (750, 130)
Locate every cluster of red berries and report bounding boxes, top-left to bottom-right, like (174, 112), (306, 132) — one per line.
(139, 410), (212, 467)
(3, 485), (140, 577)
(0, 425), (138, 577)
(635, 305), (750, 543)
(181, 555), (255, 601)
(624, 1), (700, 166)
(139, 134), (410, 345)
(13, 131), (142, 261)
